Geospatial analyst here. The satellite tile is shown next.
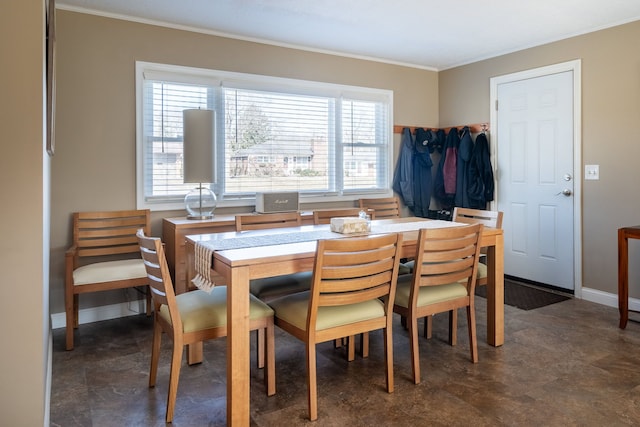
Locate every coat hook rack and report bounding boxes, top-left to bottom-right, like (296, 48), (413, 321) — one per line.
(393, 123), (490, 134)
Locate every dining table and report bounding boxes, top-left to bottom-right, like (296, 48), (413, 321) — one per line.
(184, 216), (504, 426)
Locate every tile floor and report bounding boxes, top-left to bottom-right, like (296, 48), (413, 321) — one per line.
(50, 296), (640, 426)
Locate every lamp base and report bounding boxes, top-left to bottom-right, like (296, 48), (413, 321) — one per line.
(186, 214), (215, 220)
(185, 185), (216, 220)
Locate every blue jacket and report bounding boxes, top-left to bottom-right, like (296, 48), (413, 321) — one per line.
(392, 127), (414, 209)
(413, 128), (434, 218)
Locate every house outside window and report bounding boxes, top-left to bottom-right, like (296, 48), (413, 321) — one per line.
(136, 62), (394, 211)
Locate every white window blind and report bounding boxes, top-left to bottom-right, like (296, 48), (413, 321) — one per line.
(136, 62), (393, 211)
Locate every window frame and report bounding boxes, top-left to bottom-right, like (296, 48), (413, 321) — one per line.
(136, 61), (394, 211)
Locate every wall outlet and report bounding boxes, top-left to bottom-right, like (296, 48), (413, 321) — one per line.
(585, 164), (599, 180)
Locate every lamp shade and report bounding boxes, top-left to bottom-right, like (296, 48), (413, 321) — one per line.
(183, 109), (215, 183)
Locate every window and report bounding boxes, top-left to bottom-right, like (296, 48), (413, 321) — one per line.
(136, 62), (393, 211)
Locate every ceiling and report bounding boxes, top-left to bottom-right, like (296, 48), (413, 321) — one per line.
(57, 0), (640, 71)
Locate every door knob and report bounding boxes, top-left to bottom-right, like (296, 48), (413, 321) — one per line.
(556, 189), (572, 196)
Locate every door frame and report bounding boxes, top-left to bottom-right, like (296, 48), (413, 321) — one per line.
(489, 59), (582, 297)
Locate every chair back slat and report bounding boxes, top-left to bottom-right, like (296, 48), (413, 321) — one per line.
(312, 208), (371, 225)
(422, 244), (477, 262)
(453, 207), (503, 229)
(77, 232), (139, 246)
(319, 283), (390, 306)
(321, 268), (393, 293)
(419, 268), (474, 286)
(323, 245), (396, 268)
(77, 244), (142, 258)
(358, 197), (400, 219)
(72, 210), (151, 261)
(235, 211), (301, 231)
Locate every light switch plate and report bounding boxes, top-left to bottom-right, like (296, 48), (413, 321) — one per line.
(585, 164), (599, 180)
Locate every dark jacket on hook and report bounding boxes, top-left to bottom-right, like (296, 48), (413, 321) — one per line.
(467, 132), (495, 208)
(434, 128), (458, 209)
(455, 127), (473, 208)
(412, 128), (434, 218)
(433, 134), (447, 208)
(443, 128), (459, 196)
(392, 127), (414, 209)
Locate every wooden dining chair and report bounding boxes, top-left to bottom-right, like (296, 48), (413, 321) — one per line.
(236, 211), (312, 367)
(235, 211), (302, 231)
(313, 207), (374, 353)
(312, 208), (372, 224)
(393, 224), (483, 384)
(137, 230), (275, 423)
(235, 212), (312, 301)
(65, 209), (152, 350)
(358, 196), (400, 219)
(453, 207), (503, 228)
(426, 208), (503, 336)
(269, 233), (403, 421)
(453, 208), (503, 285)
(412, 208), (503, 339)
(358, 198), (410, 281)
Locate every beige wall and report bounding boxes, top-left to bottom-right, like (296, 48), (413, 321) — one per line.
(440, 21), (640, 296)
(0, 0), (49, 425)
(50, 11), (439, 314)
(52, 10), (640, 319)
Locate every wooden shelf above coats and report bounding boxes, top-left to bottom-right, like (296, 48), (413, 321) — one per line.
(393, 123), (489, 134)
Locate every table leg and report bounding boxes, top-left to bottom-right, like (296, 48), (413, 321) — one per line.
(228, 266), (251, 426)
(485, 234), (505, 347)
(618, 229), (629, 329)
(183, 240), (195, 296)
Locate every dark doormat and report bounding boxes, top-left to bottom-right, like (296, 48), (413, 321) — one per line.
(475, 279), (571, 310)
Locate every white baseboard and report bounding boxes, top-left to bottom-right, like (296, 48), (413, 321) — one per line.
(50, 299), (146, 330)
(579, 286), (640, 312)
(50, 287), (634, 330)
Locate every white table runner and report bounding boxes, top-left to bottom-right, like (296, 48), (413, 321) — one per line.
(192, 219), (460, 291)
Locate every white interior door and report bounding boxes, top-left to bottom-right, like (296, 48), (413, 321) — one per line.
(494, 67), (578, 290)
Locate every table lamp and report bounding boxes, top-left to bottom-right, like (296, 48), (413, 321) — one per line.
(183, 108), (216, 219)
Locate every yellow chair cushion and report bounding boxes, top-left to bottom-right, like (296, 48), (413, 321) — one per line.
(398, 263), (411, 275)
(402, 259), (415, 272)
(394, 275), (468, 309)
(159, 286), (274, 334)
(250, 271), (312, 300)
(269, 290), (385, 331)
(73, 259), (146, 285)
(476, 262), (487, 279)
